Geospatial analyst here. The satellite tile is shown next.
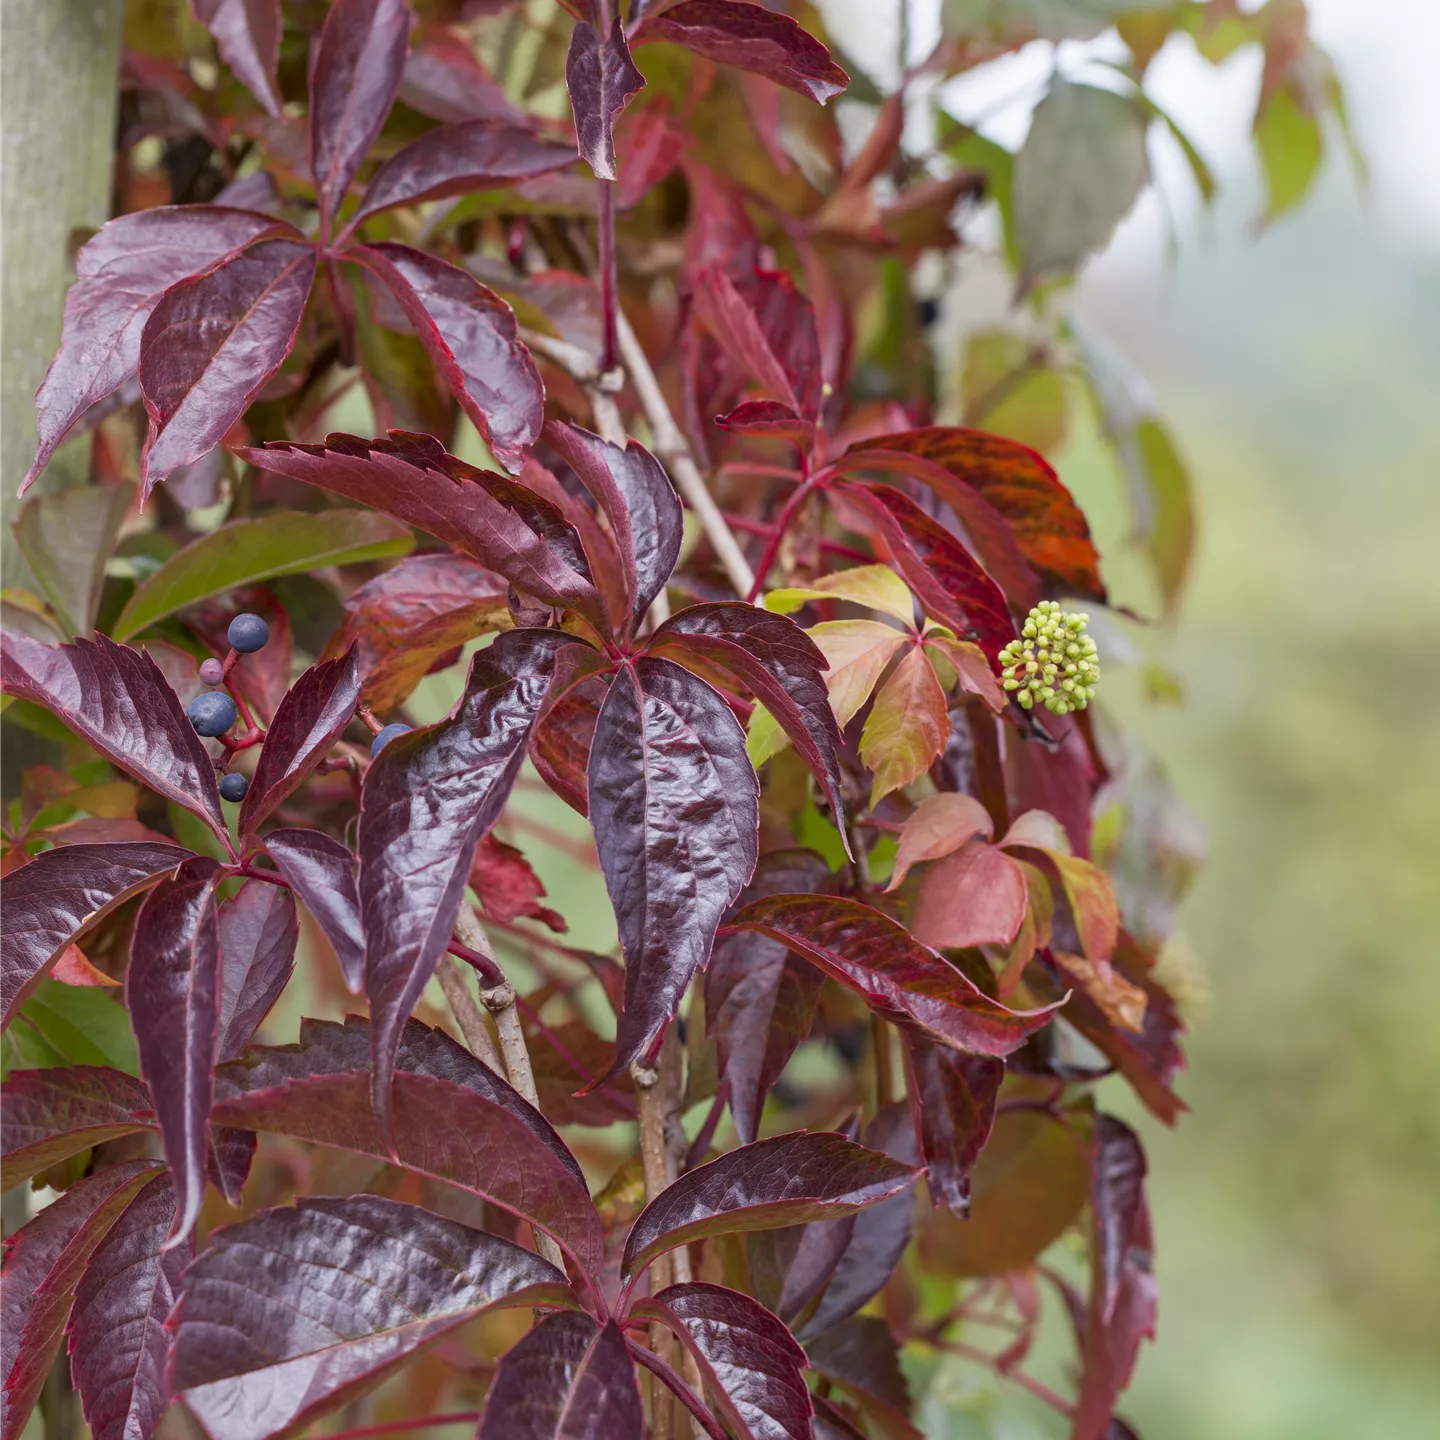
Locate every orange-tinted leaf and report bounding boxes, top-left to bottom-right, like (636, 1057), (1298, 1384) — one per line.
(859, 647), (950, 806)
(887, 793), (994, 891)
(808, 620), (907, 729)
(922, 633), (1006, 713)
(910, 840), (1028, 951)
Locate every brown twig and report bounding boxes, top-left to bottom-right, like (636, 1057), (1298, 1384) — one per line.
(434, 953), (503, 1074)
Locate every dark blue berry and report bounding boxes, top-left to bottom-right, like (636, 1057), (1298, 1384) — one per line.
(188, 690), (238, 737)
(227, 613), (270, 653)
(219, 772), (249, 802)
(371, 723), (412, 756)
(199, 657), (225, 685)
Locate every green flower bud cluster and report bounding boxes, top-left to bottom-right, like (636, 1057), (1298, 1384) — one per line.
(998, 601), (1100, 714)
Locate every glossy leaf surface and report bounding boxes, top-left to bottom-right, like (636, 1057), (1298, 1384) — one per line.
(565, 19), (645, 181)
(173, 1196), (567, 1440)
(262, 829), (364, 993)
(0, 1066), (154, 1184)
(193, 0), (282, 115)
(588, 658), (759, 1081)
(216, 880), (298, 1060)
(903, 1039), (1002, 1216)
(0, 632), (226, 841)
(622, 1131), (916, 1279)
(859, 645), (950, 806)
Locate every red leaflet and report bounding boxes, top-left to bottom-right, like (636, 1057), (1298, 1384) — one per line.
(0, 632), (227, 843)
(172, 1196), (569, 1440)
(648, 602), (848, 839)
(902, 1038), (1002, 1216)
(704, 848), (832, 1144)
(622, 1130), (917, 1279)
(478, 1312), (643, 1440)
(725, 894), (1061, 1056)
(804, 1316), (916, 1437)
(358, 632), (578, 1128)
(472, 834), (566, 932)
(846, 428), (1105, 601)
(239, 433), (605, 625)
(835, 479), (1016, 660)
(887, 792), (994, 891)
(350, 119), (577, 227)
(637, 1283), (813, 1440)
(615, 107), (686, 208)
(308, 0), (411, 230)
(138, 238), (318, 496)
(126, 856), (224, 1248)
(544, 421), (683, 625)
(67, 1172), (186, 1440)
(587, 659), (759, 1083)
(237, 648), (361, 837)
(215, 880), (298, 1061)
(398, 29), (525, 125)
(715, 398), (815, 444)
(531, 674), (607, 815)
(192, 0), (283, 116)
(0, 840), (188, 1027)
(262, 828), (365, 993)
(565, 19), (646, 181)
(0, 1160), (161, 1440)
(23, 206), (285, 490)
(351, 243), (544, 473)
(0, 1067), (154, 1185)
(638, 0), (849, 105)
(910, 840), (1028, 950)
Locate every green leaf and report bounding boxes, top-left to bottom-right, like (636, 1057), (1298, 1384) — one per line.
(112, 510), (414, 641)
(961, 329), (1069, 454)
(1133, 418), (1194, 612)
(14, 483), (134, 637)
(1013, 79), (1149, 291)
(940, 124), (1017, 266)
(942, 0), (1161, 43)
(15, 979), (140, 1074)
(1254, 86), (1323, 223)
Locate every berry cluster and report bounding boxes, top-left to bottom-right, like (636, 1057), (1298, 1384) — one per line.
(998, 601), (1100, 714)
(186, 612), (271, 802)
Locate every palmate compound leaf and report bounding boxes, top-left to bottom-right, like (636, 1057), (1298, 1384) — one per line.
(212, 1017), (605, 1278)
(237, 647), (361, 838)
(587, 657), (759, 1084)
(0, 631), (227, 844)
(632, 1282), (813, 1440)
(261, 829), (364, 993)
(171, 1196), (570, 1440)
(0, 840), (190, 1027)
(648, 603), (847, 844)
(0, 1160), (161, 1440)
(126, 856), (224, 1249)
(723, 894), (1062, 1057)
(476, 1311), (642, 1440)
(621, 1131), (917, 1280)
(565, 15), (645, 181)
(138, 238), (318, 496)
(237, 433), (606, 628)
(23, 206), (289, 491)
(637, 0), (849, 105)
(358, 630), (581, 1129)
(67, 1172), (186, 1440)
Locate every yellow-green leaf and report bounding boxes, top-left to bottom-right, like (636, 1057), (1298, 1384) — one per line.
(765, 564), (916, 627)
(808, 620), (909, 728)
(860, 646), (950, 806)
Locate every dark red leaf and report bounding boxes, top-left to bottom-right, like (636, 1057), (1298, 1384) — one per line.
(637, 1282), (813, 1440)
(0, 1160), (161, 1440)
(23, 207), (286, 490)
(692, 266), (823, 422)
(359, 630), (578, 1128)
(715, 399), (815, 444)
(748, 1208), (856, 1330)
(565, 19), (645, 181)
(845, 428), (1105, 601)
(478, 1311), (642, 1439)
(207, 1125), (257, 1207)
(350, 120), (576, 227)
(615, 107), (685, 208)
(216, 880), (298, 1060)
(0, 632), (227, 843)
(531, 674), (606, 815)
(804, 1316), (915, 1437)
(172, 1196), (568, 1440)
(138, 238), (317, 496)
(622, 1130), (916, 1279)
(398, 30), (525, 125)
(0, 1067), (154, 1185)
(902, 1038), (1002, 1216)
(472, 833), (566, 932)
(649, 602), (846, 838)
(237, 648), (360, 837)
(704, 849), (832, 1144)
(638, 0), (848, 105)
(724, 895), (1060, 1057)
(126, 856), (224, 1248)
(308, 0), (411, 229)
(351, 243), (543, 471)
(67, 1172), (186, 1440)
(835, 480), (1016, 660)
(812, 1394), (869, 1440)
(212, 1016), (604, 1274)
(192, 0), (283, 116)
(587, 658), (759, 1083)
(1, 840), (189, 1027)
(238, 433), (605, 625)
(261, 828), (365, 993)
(544, 421), (683, 625)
